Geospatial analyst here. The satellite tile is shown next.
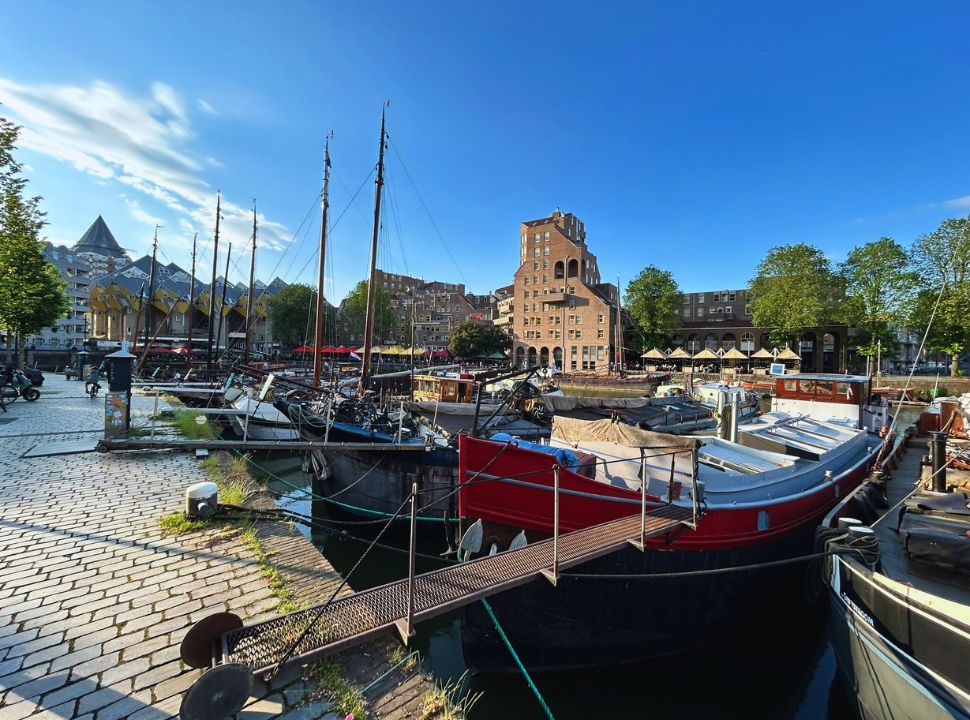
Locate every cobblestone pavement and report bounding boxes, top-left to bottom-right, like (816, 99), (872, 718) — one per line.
(0, 376), (435, 720)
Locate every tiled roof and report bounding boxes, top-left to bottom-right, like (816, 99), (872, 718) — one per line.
(72, 216), (127, 258)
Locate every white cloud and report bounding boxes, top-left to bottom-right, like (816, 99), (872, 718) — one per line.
(124, 197), (164, 227)
(197, 98), (217, 115)
(0, 77), (291, 258)
(943, 195), (970, 210)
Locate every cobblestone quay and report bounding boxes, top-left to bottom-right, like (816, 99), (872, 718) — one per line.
(0, 376), (438, 720)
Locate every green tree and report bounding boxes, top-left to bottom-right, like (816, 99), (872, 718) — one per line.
(839, 237), (918, 358)
(0, 117), (69, 363)
(623, 265), (682, 349)
(909, 217), (970, 375)
(749, 243), (844, 347)
(268, 283), (314, 346)
(341, 279), (395, 343)
(448, 321), (512, 358)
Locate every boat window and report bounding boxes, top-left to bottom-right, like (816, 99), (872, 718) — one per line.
(835, 382), (853, 400)
(815, 382), (834, 398)
(783, 379), (797, 394)
(800, 380), (816, 397)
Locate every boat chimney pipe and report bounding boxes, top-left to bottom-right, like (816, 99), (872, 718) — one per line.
(717, 389), (729, 440)
(930, 431), (948, 492)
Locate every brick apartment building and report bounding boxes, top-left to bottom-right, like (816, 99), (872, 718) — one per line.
(672, 289), (850, 372)
(371, 270), (485, 350)
(512, 209), (621, 372)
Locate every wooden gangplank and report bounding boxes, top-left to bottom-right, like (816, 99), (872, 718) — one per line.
(97, 438), (432, 452)
(214, 505), (693, 675)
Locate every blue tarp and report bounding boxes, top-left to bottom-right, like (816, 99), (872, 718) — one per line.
(489, 433), (579, 468)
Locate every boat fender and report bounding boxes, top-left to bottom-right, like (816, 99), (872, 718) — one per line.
(459, 520), (483, 558)
(508, 530), (528, 551)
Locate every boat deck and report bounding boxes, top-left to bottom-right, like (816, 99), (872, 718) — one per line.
(212, 505), (694, 675)
(872, 439), (970, 610)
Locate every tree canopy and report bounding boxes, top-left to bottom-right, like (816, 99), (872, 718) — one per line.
(0, 117), (69, 362)
(448, 321), (512, 358)
(268, 283), (315, 345)
(908, 218), (970, 374)
(341, 279), (396, 343)
(749, 243), (844, 347)
(623, 265), (682, 349)
(839, 237), (917, 357)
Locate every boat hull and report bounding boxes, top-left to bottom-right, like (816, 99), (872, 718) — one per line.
(826, 557), (970, 720)
(309, 445), (460, 522)
(462, 524), (817, 672)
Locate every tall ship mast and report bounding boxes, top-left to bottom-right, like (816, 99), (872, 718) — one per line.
(357, 107), (387, 397)
(312, 134), (332, 387)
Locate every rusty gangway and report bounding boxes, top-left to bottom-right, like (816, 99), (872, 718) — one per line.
(184, 504), (692, 679)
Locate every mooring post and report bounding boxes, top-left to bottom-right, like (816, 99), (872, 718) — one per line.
(551, 465), (560, 584)
(667, 453), (676, 501)
(930, 430), (948, 492)
(151, 388), (159, 442)
(402, 482), (418, 642)
(639, 448), (647, 549)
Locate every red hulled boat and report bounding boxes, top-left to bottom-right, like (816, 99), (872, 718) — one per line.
(456, 374), (904, 671)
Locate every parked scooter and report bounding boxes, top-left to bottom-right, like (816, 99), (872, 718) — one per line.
(1, 365), (40, 402)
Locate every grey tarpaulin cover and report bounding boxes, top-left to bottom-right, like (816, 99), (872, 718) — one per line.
(541, 395), (712, 429)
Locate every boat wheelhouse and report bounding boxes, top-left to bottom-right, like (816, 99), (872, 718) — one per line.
(412, 373), (477, 403)
(770, 373), (885, 432)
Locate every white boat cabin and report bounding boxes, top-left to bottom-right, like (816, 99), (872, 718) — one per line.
(770, 373), (887, 432)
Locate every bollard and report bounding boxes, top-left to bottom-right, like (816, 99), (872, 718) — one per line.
(930, 431), (948, 492)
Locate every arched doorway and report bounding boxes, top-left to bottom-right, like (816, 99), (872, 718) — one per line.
(554, 261), (565, 279)
(527, 347), (537, 367)
(539, 346), (550, 367)
(704, 333), (718, 351)
(721, 333), (736, 351)
(514, 346), (525, 368)
(740, 332), (755, 353)
(686, 334), (700, 353)
(799, 332), (818, 372)
(552, 346), (563, 370)
(567, 259), (579, 278)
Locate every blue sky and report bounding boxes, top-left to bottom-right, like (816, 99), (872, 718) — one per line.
(2, 1), (969, 300)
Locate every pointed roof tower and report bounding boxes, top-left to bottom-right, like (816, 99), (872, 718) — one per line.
(72, 215), (126, 258)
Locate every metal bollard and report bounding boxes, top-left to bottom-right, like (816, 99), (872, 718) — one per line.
(930, 431), (948, 492)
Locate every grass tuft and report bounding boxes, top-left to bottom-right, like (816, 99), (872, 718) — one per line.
(307, 660), (368, 719)
(236, 524), (301, 613)
(172, 409), (216, 440)
(421, 673), (481, 720)
(159, 512), (209, 535)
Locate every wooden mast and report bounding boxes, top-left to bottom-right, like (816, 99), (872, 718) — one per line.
(215, 242), (232, 363)
(313, 134), (332, 387)
(206, 193), (221, 372)
(186, 232), (197, 364)
(245, 203), (257, 364)
(357, 107), (387, 397)
(142, 225), (160, 353)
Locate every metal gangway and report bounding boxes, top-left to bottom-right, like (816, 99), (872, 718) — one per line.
(179, 499), (694, 719)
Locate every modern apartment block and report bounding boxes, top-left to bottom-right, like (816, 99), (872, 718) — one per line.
(511, 209), (621, 372)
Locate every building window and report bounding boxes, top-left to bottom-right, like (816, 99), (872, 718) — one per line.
(534, 234), (540, 242)
(525, 277), (530, 285)
(724, 306), (732, 314)
(697, 307), (704, 317)
(729, 292), (737, 302)
(533, 262), (539, 271)
(542, 275), (548, 284)
(597, 329), (604, 339)
(543, 246), (550, 256)
(543, 260), (549, 270)
(544, 232), (550, 241)
(575, 329), (582, 339)
(597, 313), (604, 323)
(575, 314), (582, 323)
(697, 293), (705, 303)
(534, 248), (540, 257)
(568, 314), (574, 325)
(532, 290), (538, 298)
(568, 329), (575, 339)
(571, 346), (577, 370)
(745, 304), (752, 316)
